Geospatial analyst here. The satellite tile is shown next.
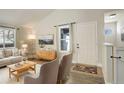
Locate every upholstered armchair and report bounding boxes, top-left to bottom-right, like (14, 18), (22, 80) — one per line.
(57, 53), (72, 84)
(24, 58), (59, 84)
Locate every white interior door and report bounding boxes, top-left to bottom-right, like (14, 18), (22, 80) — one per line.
(115, 47), (124, 83)
(76, 22), (98, 65)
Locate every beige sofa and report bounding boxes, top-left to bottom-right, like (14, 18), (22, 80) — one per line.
(0, 48), (22, 67)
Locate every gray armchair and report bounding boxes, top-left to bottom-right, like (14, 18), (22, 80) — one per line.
(24, 59), (59, 84)
(57, 53), (72, 84)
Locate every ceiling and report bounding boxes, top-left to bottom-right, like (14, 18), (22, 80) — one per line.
(0, 9), (115, 28)
(104, 10), (124, 23)
(0, 9), (54, 28)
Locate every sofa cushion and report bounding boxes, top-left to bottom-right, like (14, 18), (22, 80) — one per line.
(0, 58), (10, 65)
(0, 56), (22, 67)
(4, 49), (13, 57)
(0, 50), (4, 59)
(8, 56), (22, 64)
(12, 48), (20, 56)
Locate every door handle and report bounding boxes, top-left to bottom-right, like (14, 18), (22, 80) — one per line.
(110, 56), (121, 59)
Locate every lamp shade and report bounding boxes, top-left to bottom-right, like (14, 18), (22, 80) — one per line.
(22, 44), (28, 48)
(28, 34), (36, 40)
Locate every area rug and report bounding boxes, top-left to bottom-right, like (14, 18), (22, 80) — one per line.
(72, 64), (97, 74)
(70, 63), (105, 84)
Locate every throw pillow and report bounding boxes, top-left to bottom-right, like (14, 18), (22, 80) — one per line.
(4, 49), (13, 57)
(0, 50), (4, 59)
(12, 48), (20, 56)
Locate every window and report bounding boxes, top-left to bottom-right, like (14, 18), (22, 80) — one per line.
(0, 27), (16, 48)
(58, 25), (71, 52)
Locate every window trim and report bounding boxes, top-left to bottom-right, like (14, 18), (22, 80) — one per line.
(58, 25), (71, 52)
(0, 27), (16, 49)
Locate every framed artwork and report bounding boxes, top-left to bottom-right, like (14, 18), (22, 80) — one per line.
(38, 34), (54, 45)
(105, 28), (112, 36)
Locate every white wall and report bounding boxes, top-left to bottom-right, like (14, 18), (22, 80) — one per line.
(105, 22), (117, 45)
(103, 44), (115, 83)
(116, 19), (124, 47)
(16, 26), (34, 48)
(104, 10), (124, 47)
(34, 10), (109, 66)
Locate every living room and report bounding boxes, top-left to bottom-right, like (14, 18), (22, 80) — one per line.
(0, 9), (121, 84)
(0, 1), (123, 93)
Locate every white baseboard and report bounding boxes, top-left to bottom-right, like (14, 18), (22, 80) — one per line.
(104, 81), (112, 84)
(97, 63), (102, 67)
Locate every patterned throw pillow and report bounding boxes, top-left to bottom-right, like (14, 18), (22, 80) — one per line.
(4, 49), (13, 57)
(12, 48), (20, 56)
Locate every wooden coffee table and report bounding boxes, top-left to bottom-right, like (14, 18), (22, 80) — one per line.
(8, 61), (36, 82)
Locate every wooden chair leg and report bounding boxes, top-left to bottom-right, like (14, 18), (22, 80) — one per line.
(60, 80), (63, 84)
(57, 80), (63, 84)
